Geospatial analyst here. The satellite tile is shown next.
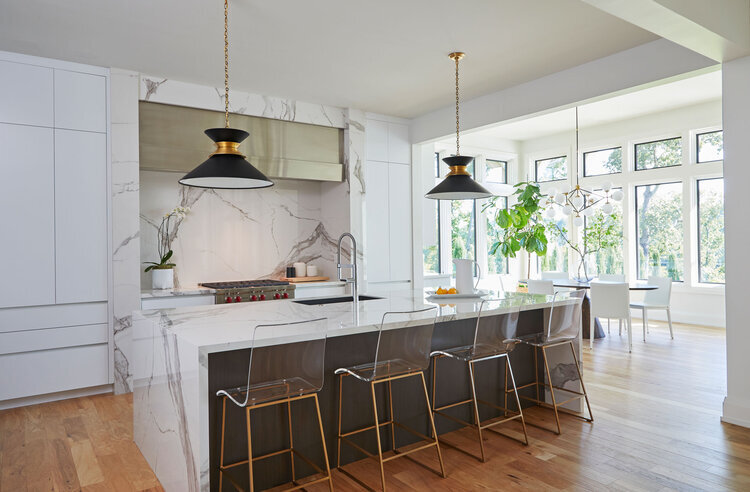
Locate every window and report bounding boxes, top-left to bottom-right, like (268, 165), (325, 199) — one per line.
(423, 153), (441, 274)
(485, 159), (507, 183)
(451, 199), (476, 263)
(697, 178), (725, 283)
(485, 197), (509, 275)
(540, 217), (569, 272)
(584, 192), (624, 276)
(697, 131), (723, 163)
(583, 147), (622, 176)
(636, 182), (683, 280)
(535, 156), (567, 182)
(635, 137), (682, 170)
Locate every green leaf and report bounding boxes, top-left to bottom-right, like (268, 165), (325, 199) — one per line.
(496, 210), (511, 228)
(161, 250), (173, 264)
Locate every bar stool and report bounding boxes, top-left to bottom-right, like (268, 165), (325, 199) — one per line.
(216, 318), (333, 492)
(430, 295), (529, 463)
(516, 290), (593, 435)
(335, 307), (445, 491)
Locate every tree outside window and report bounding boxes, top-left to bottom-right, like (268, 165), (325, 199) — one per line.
(423, 153), (441, 273)
(583, 147), (622, 176)
(486, 196), (509, 274)
(535, 156), (567, 182)
(585, 193), (624, 276)
(636, 182), (683, 280)
(697, 131), (723, 163)
(540, 216), (569, 273)
(698, 178), (725, 283)
(635, 137), (682, 170)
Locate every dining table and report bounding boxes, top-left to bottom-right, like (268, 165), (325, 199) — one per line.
(520, 279), (659, 339)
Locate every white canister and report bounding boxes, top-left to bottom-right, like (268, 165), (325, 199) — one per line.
(293, 262), (307, 277)
(306, 265), (318, 277)
(152, 268), (174, 290)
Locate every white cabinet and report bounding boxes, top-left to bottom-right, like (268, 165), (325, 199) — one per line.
(55, 130), (108, 303)
(365, 160), (391, 282)
(388, 124), (410, 164)
(388, 164), (412, 281)
(141, 295), (215, 311)
(366, 120), (389, 162)
(0, 60), (53, 127)
(0, 123), (56, 308)
(54, 70), (107, 133)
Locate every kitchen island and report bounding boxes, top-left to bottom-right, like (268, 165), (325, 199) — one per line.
(132, 289), (582, 491)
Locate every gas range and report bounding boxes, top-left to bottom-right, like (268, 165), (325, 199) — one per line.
(199, 280), (295, 304)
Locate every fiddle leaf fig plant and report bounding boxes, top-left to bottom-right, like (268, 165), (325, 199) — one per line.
(483, 181), (548, 272)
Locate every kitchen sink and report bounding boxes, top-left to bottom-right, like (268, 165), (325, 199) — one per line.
(292, 295), (383, 305)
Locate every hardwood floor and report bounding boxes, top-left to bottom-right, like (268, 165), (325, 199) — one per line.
(2, 320), (749, 491)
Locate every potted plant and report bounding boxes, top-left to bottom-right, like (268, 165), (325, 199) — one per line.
(144, 206), (189, 289)
(484, 181), (549, 282)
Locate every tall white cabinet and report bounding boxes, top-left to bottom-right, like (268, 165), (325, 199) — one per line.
(364, 115), (412, 287)
(0, 52), (111, 405)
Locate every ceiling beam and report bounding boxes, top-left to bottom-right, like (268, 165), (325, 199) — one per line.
(581, 0), (750, 61)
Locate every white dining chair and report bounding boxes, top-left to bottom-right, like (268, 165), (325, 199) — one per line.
(527, 279), (554, 295)
(596, 274), (626, 334)
(541, 271), (569, 280)
(589, 281), (632, 352)
(629, 276), (673, 341)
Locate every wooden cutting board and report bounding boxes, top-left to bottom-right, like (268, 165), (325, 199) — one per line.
(280, 276), (330, 283)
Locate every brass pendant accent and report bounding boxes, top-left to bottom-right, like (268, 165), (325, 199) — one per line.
(211, 141), (245, 157)
(447, 165), (471, 176)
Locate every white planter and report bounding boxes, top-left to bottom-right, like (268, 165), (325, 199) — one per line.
(152, 268), (174, 290)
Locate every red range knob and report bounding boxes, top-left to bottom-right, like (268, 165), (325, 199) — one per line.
(251, 295), (257, 301)
(225, 296), (233, 303)
(259, 294), (266, 301)
(282, 292), (289, 299)
(274, 293), (281, 299)
(235, 296), (242, 303)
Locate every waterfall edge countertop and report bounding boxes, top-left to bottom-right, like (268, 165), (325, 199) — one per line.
(133, 288), (560, 354)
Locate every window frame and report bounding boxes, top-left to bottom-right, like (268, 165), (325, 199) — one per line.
(634, 136), (683, 172)
(583, 146), (622, 177)
(535, 155), (568, 183)
(696, 130), (724, 164)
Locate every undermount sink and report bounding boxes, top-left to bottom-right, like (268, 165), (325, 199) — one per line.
(292, 295), (383, 305)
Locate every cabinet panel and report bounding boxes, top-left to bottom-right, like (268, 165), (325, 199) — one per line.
(54, 70), (107, 133)
(388, 123), (410, 164)
(365, 160), (390, 282)
(55, 130), (108, 303)
(140, 295), (215, 310)
(0, 124), (55, 308)
(388, 164), (412, 281)
(0, 302), (108, 333)
(0, 323), (108, 356)
(0, 60), (53, 127)
(366, 120), (388, 162)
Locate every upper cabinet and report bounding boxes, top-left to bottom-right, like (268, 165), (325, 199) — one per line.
(0, 60), (54, 127)
(366, 120), (389, 162)
(366, 119), (410, 164)
(54, 69), (107, 133)
(388, 124), (410, 164)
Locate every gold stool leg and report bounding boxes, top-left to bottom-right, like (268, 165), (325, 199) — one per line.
(505, 356), (529, 445)
(541, 346), (561, 435)
(467, 360), (486, 463)
(246, 407), (254, 492)
(370, 381), (387, 491)
(313, 394), (334, 491)
(534, 345), (540, 403)
(287, 400), (296, 484)
(219, 397), (226, 492)
(388, 379), (396, 451)
(569, 341), (594, 422)
(336, 373), (343, 470)
(430, 356), (438, 436)
(420, 372), (446, 478)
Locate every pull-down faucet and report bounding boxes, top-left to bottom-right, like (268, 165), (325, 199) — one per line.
(337, 233), (358, 306)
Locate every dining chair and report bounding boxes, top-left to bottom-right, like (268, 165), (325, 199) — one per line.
(216, 318), (333, 492)
(589, 281), (632, 352)
(527, 279), (554, 295)
(629, 276), (674, 341)
(596, 274), (626, 334)
(335, 307), (445, 490)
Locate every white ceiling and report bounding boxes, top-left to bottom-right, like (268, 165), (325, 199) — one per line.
(0, 0), (657, 118)
(454, 70), (721, 146)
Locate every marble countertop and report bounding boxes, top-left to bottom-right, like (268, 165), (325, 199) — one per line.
(292, 280), (346, 288)
(133, 289), (562, 354)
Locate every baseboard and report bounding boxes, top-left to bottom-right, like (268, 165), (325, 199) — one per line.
(631, 310), (725, 328)
(722, 396), (750, 428)
(0, 384), (113, 410)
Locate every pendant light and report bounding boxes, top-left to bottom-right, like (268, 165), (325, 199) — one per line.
(179, 0), (274, 189)
(426, 52), (492, 201)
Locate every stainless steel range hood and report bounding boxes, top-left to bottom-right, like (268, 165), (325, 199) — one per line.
(139, 101), (344, 182)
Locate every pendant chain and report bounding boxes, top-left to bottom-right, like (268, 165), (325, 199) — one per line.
(455, 55), (460, 156)
(224, 0), (229, 128)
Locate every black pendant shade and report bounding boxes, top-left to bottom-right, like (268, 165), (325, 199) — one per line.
(425, 155), (492, 200)
(178, 128), (274, 189)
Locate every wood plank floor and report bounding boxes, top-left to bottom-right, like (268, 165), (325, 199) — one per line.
(2, 320), (749, 491)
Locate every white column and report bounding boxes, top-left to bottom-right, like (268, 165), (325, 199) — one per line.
(721, 55), (750, 427)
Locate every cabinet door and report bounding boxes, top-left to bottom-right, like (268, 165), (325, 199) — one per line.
(0, 60), (53, 127)
(55, 129), (108, 303)
(54, 70), (107, 133)
(388, 123), (410, 164)
(365, 160), (390, 282)
(388, 163), (412, 281)
(366, 120), (388, 162)
(0, 124), (55, 308)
